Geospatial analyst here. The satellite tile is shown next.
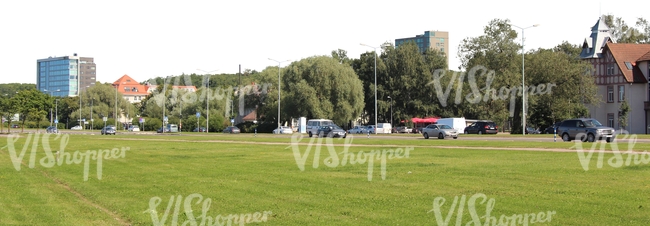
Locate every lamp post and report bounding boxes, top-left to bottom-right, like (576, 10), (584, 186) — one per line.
(90, 97), (94, 131)
(55, 99), (59, 129)
(511, 24), (539, 135)
(197, 69), (219, 133)
(388, 96), (393, 127)
(268, 58), (290, 130)
(43, 89), (60, 126)
(360, 43), (380, 132)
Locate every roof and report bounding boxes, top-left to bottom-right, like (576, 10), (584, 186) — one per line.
(112, 74), (149, 95)
(580, 16), (616, 59)
(638, 51), (650, 62)
(242, 109), (257, 121)
(604, 43), (650, 83)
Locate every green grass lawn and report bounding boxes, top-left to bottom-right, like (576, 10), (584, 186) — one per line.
(1, 133), (649, 225)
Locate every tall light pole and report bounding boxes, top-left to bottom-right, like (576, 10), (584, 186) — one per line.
(361, 43), (380, 132)
(388, 96), (392, 127)
(55, 99), (59, 129)
(268, 58), (290, 129)
(115, 85), (118, 129)
(197, 69), (219, 133)
(511, 24), (539, 135)
(43, 89), (60, 126)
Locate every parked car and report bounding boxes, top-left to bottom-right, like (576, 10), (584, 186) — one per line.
(543, 122), (561, 134)
(273, 126), (293, 134)
(526, 127), (541, 134)
(128, 125), (140, 132)
(157, 127), (170, 133)
(366, 125), (377, 134)
(101, 126), (116, 135)
(348, 125), (368, 134)
(464, 121), (498, 134)
(422, 124), (459, 139)
(395, 126), (412, 133)
(556, 118), (615, 142)
(317, 125), (347, 138)
(223, 126), (241, 134)
(412, 126), (425, 134)
(71, 125), (82, 130)
(193, 127), (207, 132)
(11, 124), (20, 128)
(46, 126), (58, 133)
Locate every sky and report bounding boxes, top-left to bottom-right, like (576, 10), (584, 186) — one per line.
(0, 0), (646, 85)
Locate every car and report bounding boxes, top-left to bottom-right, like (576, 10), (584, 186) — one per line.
(464, 121), (498, 134)
(273, 126), (293, 134)
(193, 127), (207, 132)
(422, 124), (459, 139)
(128, 125), (140, 132)
(366, 125), (377, 134)
(412, 126), (426, 134)
(71, 125), (82, 130)
(526, 127), (541, 134)
(556, 118), (615, 142)
(46, 126), (58, 133)
(395, 126), (412, 133)
(157, 127), (170, 133)
(223, 126), (241, 134)
(348, 125), (368, 134)
(11, 124), (20, 128)
(306, 119), (334, 137)
(101, 126), (116, 135)
(317, 125), (347, 138)
(543, 122), (561, 134)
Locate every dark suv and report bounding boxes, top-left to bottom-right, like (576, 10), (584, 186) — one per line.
(557, 118), (615, 142)
(464, 121), (498, 134)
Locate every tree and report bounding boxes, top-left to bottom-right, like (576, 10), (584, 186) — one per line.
(458, 18), (522, 132)
(604, 14), (650, 44)
(14, 89), (51, 132)
(525, 45), (599, 129)
(619, 100), (630, 131)
(331, 49), (352, 65)
(280, 56), (365, 126)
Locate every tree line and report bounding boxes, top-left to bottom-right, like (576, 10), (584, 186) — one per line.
(4, 16), (647, 133)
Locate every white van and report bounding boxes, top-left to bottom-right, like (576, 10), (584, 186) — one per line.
(376, 123), (392, 134)
(436, 118), (467, 133)
(306, 119), (334, 137)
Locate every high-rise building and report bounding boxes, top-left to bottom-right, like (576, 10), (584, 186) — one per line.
(395, 30), (449, 67)
(36, 54), (96, 97)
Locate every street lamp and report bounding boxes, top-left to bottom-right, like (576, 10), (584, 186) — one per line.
(268, 58), (290, 130)
(55, 99), (59, 129)
(388, 96), (393, 127)
(197, 69), (219, 133)
(360, 43), (380, 132)
(43, 89), (60, 126)
(511, 23), (539, 135)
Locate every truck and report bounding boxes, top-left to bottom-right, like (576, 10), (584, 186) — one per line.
(435, 118), (467, 133)
(376, 123), (393, 134)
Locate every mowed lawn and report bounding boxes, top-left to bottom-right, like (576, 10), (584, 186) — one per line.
(1, 133), (649, 225)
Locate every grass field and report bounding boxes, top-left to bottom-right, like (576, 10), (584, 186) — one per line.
(1, 133), (649, 225)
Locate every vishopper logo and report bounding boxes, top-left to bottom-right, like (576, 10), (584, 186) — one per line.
(148, 74), (272, 119)
(144, 193), (272, 226)
(428, 65), (556, 117)
(573, 132), (650, 171)
(287, 133), (412, 181)
(1, 133), (128, 181)
(429, 193), (556, 226)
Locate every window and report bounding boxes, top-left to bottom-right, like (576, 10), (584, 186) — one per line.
(607, 114), (614, 127)
(606, 64), (615, 75)
(607, 86), (614, 102)
(624, 62), (633, 70)
(618, 85), (625, 101)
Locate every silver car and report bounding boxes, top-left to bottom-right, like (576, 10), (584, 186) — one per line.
(422, 124), (459, 139)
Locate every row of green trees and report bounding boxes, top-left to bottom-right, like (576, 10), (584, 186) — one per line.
(4, 15), (646, 133)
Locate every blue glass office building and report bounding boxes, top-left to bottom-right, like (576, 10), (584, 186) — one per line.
(37, 54), (96, 97)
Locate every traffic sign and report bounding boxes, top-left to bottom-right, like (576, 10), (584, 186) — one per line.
(103, 117), (108, 122)
(139, 117), (144, 123)
(230, 119), (234, 123)
(54, 119), (58, 123)
(196, 112), (200, 118)
(164, 116), (168, 122)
